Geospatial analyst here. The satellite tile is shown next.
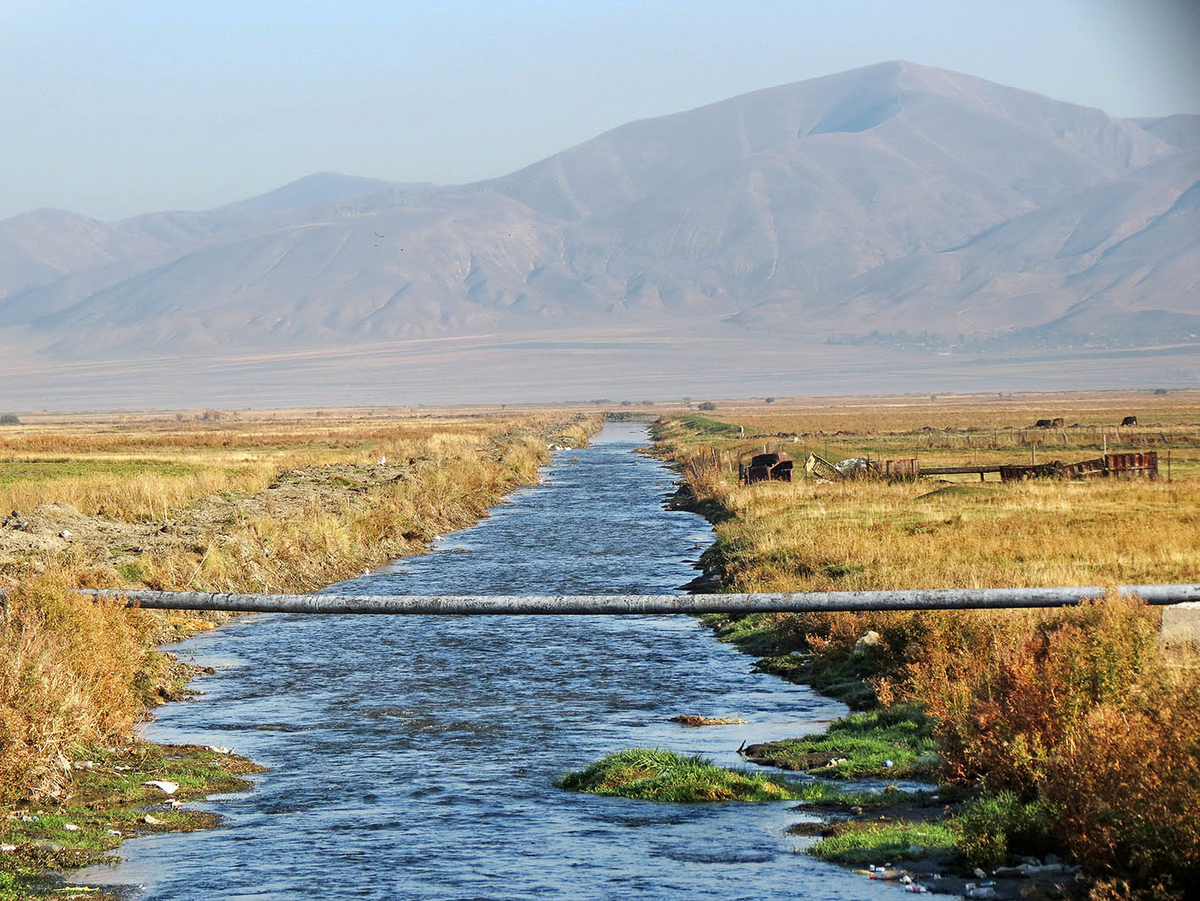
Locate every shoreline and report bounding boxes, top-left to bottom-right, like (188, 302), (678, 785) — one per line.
(637, 411), (1199, 901)
(651, 445), (1073, 899)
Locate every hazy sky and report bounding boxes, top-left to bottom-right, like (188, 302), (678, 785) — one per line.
(3, 0), (1198, 221)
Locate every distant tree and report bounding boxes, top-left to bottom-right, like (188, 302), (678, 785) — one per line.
(0, 414), (19, 425)
(698, 401), (717, 411)
(764, 397), (776, 404)
(1153, 388), (1169, 395)
(641, 400), (653, 406)
(620, 400), (633, 407)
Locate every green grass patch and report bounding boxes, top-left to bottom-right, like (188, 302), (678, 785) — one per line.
(115, 562), (144, 583)
(677, 415), (741, 438)
(557, 748), (802, 803)
(792, 781), (934, 810)
(0, 459), (198, 487)
(67, 743), (262, 805)
(745, 705), (939, 779)
(701, 612), (787, 656)
(0, 742), (265, 893)
(749, 647), (879, 709)
(808, 821), (961, 864)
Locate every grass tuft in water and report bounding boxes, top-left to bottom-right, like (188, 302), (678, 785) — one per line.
(808, 821), (961, 864)
(556, 748), (802, 803)
(744, 705), (939, 779)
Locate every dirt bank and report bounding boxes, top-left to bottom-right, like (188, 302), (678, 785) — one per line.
(2, 458), (448, 583)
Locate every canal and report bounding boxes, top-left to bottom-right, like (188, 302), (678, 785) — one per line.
(76, 423), (898, 900)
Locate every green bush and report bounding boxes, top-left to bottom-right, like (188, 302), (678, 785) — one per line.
(954, 790), (1055, 869)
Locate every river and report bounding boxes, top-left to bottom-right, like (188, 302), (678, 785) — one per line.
(75, 423), (900, 900)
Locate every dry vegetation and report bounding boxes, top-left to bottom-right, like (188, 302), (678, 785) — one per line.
(653, 391), (1200, 900)
(0, 408), (598, 812)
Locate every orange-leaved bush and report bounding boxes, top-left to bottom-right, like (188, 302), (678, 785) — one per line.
(0, 571), (152, 802)
(907, 595), (1199, 898)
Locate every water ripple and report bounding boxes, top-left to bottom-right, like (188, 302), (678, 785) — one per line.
(74, 424), (897, 901)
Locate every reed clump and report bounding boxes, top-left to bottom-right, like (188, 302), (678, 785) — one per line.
(0, 572), (153, 804)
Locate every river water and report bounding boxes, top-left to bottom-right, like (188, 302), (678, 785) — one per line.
(76, 423), (899, 900)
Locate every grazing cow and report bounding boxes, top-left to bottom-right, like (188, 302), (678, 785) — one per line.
(1051, 417), (1064, 428)
(1034, 419), (1054, 428)
(1121, 416), (1137, 427)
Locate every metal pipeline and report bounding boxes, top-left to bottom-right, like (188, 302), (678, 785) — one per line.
(41, 583), (1200, 614)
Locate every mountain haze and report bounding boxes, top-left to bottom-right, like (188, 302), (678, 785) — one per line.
(1, 61), (1196, 405)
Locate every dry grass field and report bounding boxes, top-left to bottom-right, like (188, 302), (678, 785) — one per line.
(652, 391), (1200, 900)
(656, 391), (1200, 592)
(0, 409), (597, 591)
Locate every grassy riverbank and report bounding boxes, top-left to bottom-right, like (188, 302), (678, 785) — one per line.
(0, 408), (600, 898)
(650, 393), (1200, 901)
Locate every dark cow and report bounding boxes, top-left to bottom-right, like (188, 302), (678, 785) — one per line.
(1121, 416), (1137, 427)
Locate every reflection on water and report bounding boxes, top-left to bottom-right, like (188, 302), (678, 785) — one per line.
(75, 424), (898, 900)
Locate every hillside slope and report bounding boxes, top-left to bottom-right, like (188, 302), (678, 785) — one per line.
(0, 61), (1194, 403)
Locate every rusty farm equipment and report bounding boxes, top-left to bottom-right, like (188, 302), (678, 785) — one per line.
(801, 451), (1159, 484)
(741, 452), (794, 484)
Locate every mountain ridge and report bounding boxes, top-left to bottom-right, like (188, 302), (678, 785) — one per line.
(0, 60), (1196, 405)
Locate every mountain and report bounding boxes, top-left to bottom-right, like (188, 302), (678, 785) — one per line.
(1134, 114), (1200, 151)
(738, 149), (1200, 346)
(0, 61), (1196, 405)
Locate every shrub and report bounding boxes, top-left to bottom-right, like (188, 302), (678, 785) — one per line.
(0, 414), (19, 425)
(954, 791), (1055, 869)
(908, 596), (1163, 791)
(697, 401), (717, 411)
(905, 596), (1199, 898)
(1040, 687), (1200, 899)
(0, 572), (153, 802)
